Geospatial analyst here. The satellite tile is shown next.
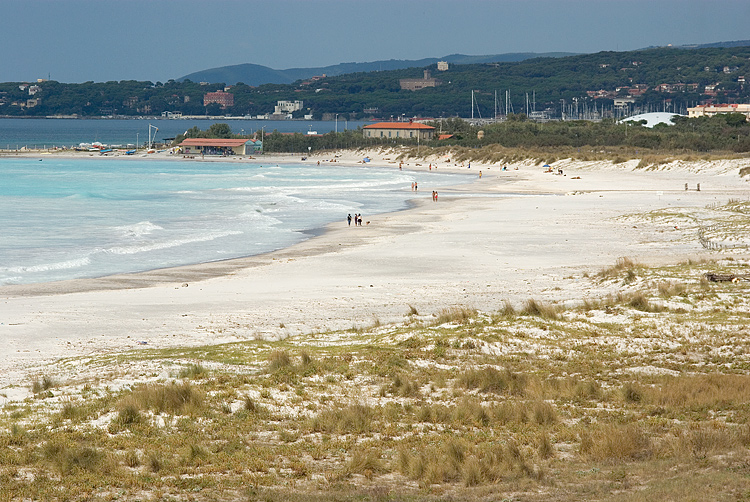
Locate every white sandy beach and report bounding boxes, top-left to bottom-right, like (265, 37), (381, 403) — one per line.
(2, 149), (750, 397)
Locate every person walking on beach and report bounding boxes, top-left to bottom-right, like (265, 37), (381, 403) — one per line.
(347, 214), (352, 226)
(414, 182), (418, 191)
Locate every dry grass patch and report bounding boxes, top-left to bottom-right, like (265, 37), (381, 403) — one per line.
(124, 381), (204, 416)
(520, 298), (562, 320)
(457, 367), (528, 395)
(645, 374), (750, 412)
(435, 306), (477, 325)
(598, 257), (640, 282)
(580, 423), (652, 461)
(308, 404), (374, 435)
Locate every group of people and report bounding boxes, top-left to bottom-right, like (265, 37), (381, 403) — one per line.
(411, 181), (418, 191)
(432, 191), (439, 201)
(347, 213), (364, 226)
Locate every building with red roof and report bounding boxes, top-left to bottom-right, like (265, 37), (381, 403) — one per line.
(362, 121), (435, 141)
(688, 103), (750, 119)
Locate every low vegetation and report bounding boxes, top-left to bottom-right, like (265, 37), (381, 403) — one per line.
(3, 257), (750, 500)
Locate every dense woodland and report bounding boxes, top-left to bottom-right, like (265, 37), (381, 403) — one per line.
(2, 46), (750, 119)
(256, 113), (750, 154)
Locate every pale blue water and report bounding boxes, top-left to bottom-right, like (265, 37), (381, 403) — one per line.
(0, 157), (469, 285)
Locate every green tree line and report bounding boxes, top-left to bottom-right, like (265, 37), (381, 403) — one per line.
(183, 113), (750, 154)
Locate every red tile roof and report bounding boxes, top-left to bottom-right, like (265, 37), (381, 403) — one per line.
(363, 122), (435, 130)
(179, 138), (251, 147)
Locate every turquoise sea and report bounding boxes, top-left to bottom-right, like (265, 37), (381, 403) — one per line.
(0, 156), (469, 285)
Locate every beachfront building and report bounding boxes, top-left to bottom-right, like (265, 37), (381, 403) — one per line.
(363, 122), (435, 140)
(179, 138), (262, 156)
(688, 104), (750, 119)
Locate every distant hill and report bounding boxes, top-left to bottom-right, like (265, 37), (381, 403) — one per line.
(642, 39), (750, 50)
(690, 39), (750, 49)
(177, 52), (577, 86)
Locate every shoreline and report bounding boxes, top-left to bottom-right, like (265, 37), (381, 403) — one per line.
(2, 148), (750, 392)
(0, 150), (480, 293)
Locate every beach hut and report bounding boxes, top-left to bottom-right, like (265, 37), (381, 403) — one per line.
(179, 138), (260, 156)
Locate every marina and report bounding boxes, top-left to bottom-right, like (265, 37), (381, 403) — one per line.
(0, 118), (371, 151)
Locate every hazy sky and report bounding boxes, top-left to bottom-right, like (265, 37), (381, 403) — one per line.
(2, 0), (749, 83)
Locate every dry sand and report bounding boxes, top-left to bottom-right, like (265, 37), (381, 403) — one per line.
(2, 148), (750, 396)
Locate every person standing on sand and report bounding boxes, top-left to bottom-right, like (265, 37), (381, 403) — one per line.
(414, 182), (418, 191)
(347, 214), (352, 226)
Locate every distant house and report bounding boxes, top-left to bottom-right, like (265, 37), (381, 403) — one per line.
(179, 138), (261, 156)
(400, 70), (440, 91)
(363, 122), (435, 140)
(275, 100), (303, 114)
(203, 90), (234, 109)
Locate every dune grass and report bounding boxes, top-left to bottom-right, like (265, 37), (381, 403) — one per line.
(3, 258), (750, 500)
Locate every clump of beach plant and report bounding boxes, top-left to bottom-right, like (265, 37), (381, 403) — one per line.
(32, 375), (56, 395)
(457, 367), (528, 395)
(580, 423), (652, 460)
(520, 298), (561, 320)
(179, 363), (206, 379)
(267, 350), (292, 372)
(598, 257), (639, 281)
(435, 306), (477, 325)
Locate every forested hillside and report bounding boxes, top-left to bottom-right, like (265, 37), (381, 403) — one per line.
(1, 46), (749, 119)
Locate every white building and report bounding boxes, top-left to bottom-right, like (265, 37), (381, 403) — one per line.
(688, 104), (750, 119)
(275, 100), (304, 114)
